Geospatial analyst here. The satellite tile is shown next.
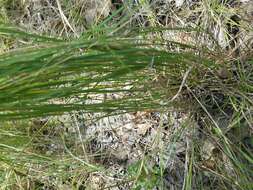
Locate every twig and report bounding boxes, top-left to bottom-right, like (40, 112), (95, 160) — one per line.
(56, 0), (78, 37)
(169, 66), (192, 102)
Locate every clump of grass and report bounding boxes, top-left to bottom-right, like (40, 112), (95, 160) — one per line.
(0, 23), (219, 120)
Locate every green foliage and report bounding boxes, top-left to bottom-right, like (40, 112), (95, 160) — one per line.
(128, 159), (161, 189)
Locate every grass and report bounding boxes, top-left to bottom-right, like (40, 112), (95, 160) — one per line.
(0, 23), (220, 120)
(0, 0), (252, 189)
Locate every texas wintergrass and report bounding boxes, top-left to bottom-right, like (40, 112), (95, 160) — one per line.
(0, 23), (218, 120)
